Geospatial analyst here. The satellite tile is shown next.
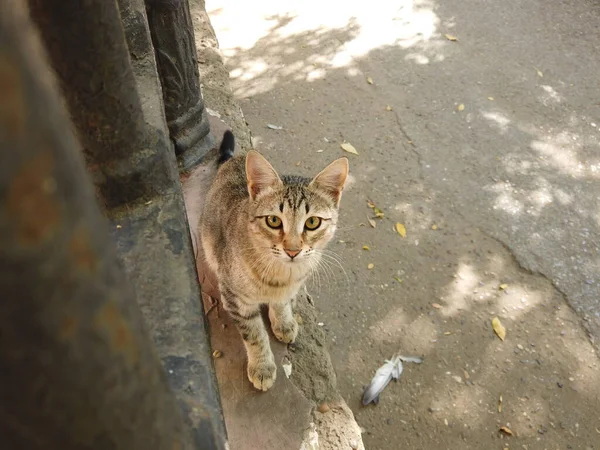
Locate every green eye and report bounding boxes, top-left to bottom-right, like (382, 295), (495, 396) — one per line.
(304, 217), (322, 230)
(266, 215), (282, 229)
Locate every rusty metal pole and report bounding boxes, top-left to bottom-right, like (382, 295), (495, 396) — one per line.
(145, 0), (215, 170)
(14, 0), (227, 448)
(0, 1), (193, 448)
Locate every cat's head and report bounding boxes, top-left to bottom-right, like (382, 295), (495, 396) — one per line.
(245, 150), (348, 266)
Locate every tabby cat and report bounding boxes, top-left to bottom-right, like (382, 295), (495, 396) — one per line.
(200, 131), (348, 391)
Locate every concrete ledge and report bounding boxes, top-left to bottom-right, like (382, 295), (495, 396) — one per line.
(184, 2), (365, 448)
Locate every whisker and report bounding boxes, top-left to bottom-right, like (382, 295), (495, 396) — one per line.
(314, 250), (350, 285)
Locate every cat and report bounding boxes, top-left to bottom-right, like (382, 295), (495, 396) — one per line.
(199, 131), (348, 391)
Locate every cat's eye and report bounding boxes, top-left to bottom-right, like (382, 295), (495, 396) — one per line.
(266, 215), (283, 229)
(304, 216), (322, 230)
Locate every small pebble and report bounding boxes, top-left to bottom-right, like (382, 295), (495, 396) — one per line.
(517, 344), (524, 350)
(212, 350), (222, 358)
(349, 439), (358, 449)
(318, 402), (330, 413)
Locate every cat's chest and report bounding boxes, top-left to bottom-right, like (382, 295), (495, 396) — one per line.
(245, 265), (307, 303)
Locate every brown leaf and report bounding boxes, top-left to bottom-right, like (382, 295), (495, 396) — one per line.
(445, 33), (458, 41)
(395, 223), (407, 238)
(340, 142), (359, 155)
(492, 317), (506, 341)
(499, 426), (513, 436)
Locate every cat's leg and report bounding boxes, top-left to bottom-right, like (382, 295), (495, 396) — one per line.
(269, 299), (299, 344)
(221, 292), (276, 391)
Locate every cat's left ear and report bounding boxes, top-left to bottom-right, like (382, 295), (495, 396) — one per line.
(310, 157), (349, 206)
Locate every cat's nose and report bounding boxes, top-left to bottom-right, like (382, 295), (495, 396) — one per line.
(284, 248), (301, 259)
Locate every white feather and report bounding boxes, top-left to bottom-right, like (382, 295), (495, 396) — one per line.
(361, 354), (423, 405)
(399, 355), (424, 364)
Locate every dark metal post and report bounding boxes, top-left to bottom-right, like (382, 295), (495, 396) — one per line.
(28, 0), (178, 211)
(23, 0), (227, 447)
(145, 0), (214, 170)
(0, 1), (192, 448)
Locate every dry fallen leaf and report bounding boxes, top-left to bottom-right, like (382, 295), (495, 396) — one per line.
(498, 394), (503, 413)
(499, 283), (508, 290)
(340, 142), (359, 155)
(367, 263), (375, 269)
(444, 331), (453, 336)
(367, 216), (377, 228)
(488, 97), (495, 101)
(535, 67), (543, 77)
(393, 276), (403, 283)
(367, 76), (374, 85)
(267, 123), (283, 130)
(445, 34), (458, 41)
(362, 245), (370, 250)
(432, 303), (442, 309)
(385, 105), (393, 111)
(457, 103), (465, 111)
(499, 426), (513, 436)
(395, 222), (407, 238)
(367, 200), (376, 209)
(492, 317), (506, 341)
(374, 207), (384, 218)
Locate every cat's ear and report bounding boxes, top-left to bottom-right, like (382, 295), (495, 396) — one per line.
(310, 157), (349, 206)
(246, 150), (282, 200)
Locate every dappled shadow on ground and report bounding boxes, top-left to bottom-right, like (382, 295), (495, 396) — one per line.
(206, 0), (600, 447)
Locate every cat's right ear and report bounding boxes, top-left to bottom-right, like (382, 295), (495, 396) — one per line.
(245, 150), (282, 200)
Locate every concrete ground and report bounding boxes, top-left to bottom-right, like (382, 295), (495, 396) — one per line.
(205, 0), (600, 448)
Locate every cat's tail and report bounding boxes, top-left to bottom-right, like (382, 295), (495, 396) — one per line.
(217, 130), (235, 165)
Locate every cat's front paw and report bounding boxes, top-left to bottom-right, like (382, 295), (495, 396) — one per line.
(247, 357), (277, 391)
(272, 317), (299, 344)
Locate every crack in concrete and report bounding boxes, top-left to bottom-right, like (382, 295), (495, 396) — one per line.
(455, 208), (600, 355)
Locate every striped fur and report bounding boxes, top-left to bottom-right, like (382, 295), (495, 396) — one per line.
(199, 139), (348, 391)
